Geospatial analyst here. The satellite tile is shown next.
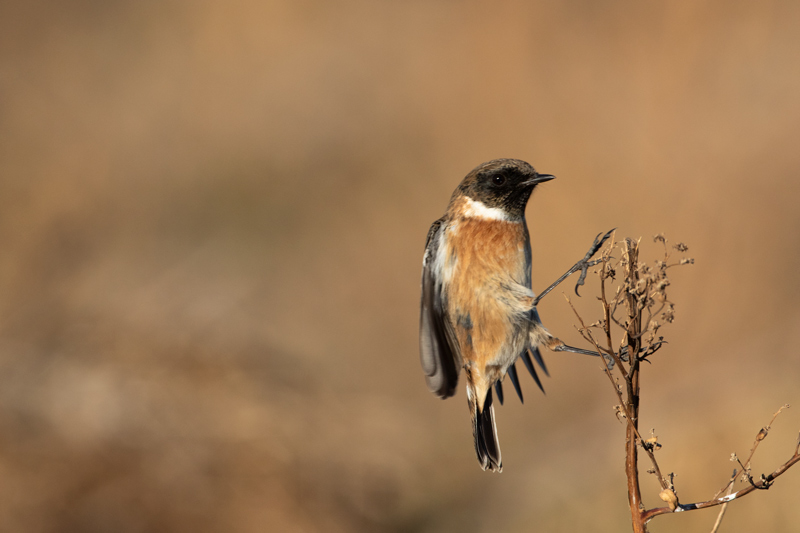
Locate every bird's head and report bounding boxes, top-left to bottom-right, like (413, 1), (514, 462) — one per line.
(452, 159), (554, 220)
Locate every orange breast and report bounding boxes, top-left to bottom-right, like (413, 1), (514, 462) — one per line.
(444, 215), (528, 368)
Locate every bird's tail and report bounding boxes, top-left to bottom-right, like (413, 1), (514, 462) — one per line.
(469, 386), (502, 472)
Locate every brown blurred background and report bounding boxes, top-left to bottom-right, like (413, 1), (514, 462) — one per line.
(2, 1), (800, 532)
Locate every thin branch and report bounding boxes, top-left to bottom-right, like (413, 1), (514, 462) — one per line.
(642, 451), (800, 523)
(566, 267), (669, 496)
(733, 404), (790, 489)
(709, 470), (736, 533)
(644, 405), (797, 523)
(567, 234), (797, 532)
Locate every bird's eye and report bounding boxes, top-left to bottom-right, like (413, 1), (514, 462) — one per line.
(492, 175), (506, 186)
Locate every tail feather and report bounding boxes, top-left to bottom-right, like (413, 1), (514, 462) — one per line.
(471, 387), (502, 472)
(494, 380), (504, 405)
(521, 349), (545, 394)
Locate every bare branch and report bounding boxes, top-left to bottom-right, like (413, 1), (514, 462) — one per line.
(564, 292), (668, 492)
(566, 234), (798, 532)
(709, 470), (737, 533)
(642, 451), (800, 523)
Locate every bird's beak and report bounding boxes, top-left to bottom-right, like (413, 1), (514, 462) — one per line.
(522, 174), (555, 186)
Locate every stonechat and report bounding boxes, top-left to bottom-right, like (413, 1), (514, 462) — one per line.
(420, 158), (594, 472)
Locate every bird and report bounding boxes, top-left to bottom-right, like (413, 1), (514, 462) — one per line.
(419, 158), (607, 472)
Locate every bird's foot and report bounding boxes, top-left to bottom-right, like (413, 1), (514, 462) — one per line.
(574, 228), (615, 296)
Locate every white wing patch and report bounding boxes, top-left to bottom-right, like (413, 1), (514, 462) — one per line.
(433, 227), (455, 284)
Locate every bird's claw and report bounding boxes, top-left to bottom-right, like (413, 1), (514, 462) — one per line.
(574, 228), (615, 296)
(639, 339), (666, 362)
(617, 339), (666, 364)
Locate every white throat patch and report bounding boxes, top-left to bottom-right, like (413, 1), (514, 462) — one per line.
(463, 197), (512, 221)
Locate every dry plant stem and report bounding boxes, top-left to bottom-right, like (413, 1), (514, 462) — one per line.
(568, 240), (652, 533)
(709, 471), (736, 533)
(736, 405), (790, 487)
(571, 235), (800, 531)
(621, 240), (646, 533)
(641, 451), (800, 522)
(598, 246), (667, 490)
(642, 406), (800, 523)
(566, 294), (667, 493)
(599, 265), (617, 369)
(704, 373), (789, 528)
(567, 239), (667, 533)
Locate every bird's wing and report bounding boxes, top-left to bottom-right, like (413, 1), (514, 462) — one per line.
(419, 218), (461, 398)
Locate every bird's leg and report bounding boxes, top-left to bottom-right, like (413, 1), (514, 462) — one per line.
(545, 337), (667, 368)
(531, 322), (612, 366)
(543, 336), (615, 368)
(532, 228), (615, 306)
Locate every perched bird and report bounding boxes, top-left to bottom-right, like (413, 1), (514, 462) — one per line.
(420, 159), (602, 472)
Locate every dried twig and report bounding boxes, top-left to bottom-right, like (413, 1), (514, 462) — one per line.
(568, 235), (799, 532)
(709, 470), (736, 533)
(642, 451), (800, 522)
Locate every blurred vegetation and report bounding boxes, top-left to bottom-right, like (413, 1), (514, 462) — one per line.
(1, 1), (800, 532)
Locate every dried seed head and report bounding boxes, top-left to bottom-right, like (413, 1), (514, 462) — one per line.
(644, 436), (662, 451)
(659, 489), (679, 510)
(635, 279), (648, 294)
(756, 427), (768, 441)
(674, 243), (688, 252)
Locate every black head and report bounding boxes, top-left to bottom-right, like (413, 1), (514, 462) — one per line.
(453, 159), (554, 218)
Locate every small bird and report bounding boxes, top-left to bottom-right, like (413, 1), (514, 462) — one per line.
(420, 159), (604, 472)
